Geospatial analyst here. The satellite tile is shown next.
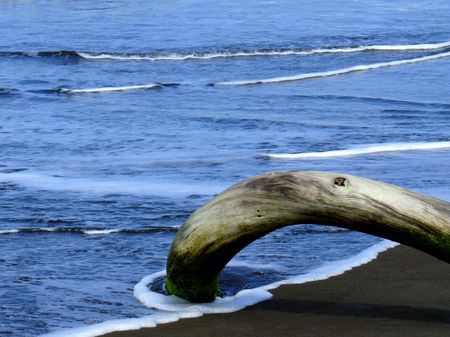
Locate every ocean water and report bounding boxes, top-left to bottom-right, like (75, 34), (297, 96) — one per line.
(1, 0), (449, 336)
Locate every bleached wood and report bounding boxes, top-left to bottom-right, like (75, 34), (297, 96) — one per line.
(166, 171), (450, 302)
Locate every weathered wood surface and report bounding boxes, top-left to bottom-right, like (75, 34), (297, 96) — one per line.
(166, 171), (450, 302)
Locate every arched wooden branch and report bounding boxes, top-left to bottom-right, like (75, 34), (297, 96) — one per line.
(166, 171), (450, 302)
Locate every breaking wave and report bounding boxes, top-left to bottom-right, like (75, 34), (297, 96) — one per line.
(0, 226), (350, 236)
(1, 41), (449, 61)
(56, 83), (179, 94)
(264, 141), (450, 159)
(0, 226), (179, 236)
(77, 41), (450, 60)
(213, 50), (450, 86)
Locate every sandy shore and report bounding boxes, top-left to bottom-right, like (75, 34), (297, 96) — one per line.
(102, 245), (450, 337)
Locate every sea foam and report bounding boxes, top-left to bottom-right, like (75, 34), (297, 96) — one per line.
(82, 229), (122, 235)
(213, 50), (450, 86)
(39, 240), (398, 337)
(264, 141), (450, 159)
(0, 229), (20, 235)
(0, 171), (224, 197)
(58, 83), (178, 94)
(2, 41), (449, 61)
(0, 226), (179, 236)
(76, 41), (450, 61)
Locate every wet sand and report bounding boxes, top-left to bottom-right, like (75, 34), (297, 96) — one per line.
(102, 245), (450, 337)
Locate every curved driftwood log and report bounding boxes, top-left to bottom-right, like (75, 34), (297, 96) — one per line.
(166, 171), (450, 302)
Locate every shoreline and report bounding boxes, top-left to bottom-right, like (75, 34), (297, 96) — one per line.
(101, 245), (450, 337)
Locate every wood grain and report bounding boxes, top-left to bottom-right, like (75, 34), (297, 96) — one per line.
(166, 171), (450, 302)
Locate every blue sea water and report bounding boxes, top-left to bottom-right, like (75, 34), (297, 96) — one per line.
(1, 0), (449, 336)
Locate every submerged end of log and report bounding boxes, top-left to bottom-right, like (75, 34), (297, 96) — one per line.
(165, 272), (220, 303)
(165, 171), (450, 302)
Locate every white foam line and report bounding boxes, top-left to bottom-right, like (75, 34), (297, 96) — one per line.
(38, 227), (57, 232)
(77, 41), (450, 61)
(0, 229), (19, 235)
(0, 172), (224, 197)
(264, 240), (399, 289)
(39, 240), (397, 337)
(0, 227), (173, 236)
(59, 83), (163, 94)
(83, 229), (121, 236)
(0, 228), (57, 235)
(214, 50), (450, 86)
(134, 240), (398, 312)
(265, 141), (450, 159)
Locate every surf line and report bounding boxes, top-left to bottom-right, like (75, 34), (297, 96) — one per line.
(38, 240), (397, 337)
(212, 50), (450, 86)
(264, 141), (450, 160)
(57, 82), (179, 94)
(0, 227), (179, 236)
(76, 41), (450, 61)
(2, 41), (450, 61)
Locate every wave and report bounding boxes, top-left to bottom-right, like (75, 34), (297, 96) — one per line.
(0, 88), (19, 96)
(2, 41), (450, 62)
(56, 83), (179, 94)
(0, 225), (351, 237)
(0, 50), (81, 58)
(0, 226), (179, 236)
(212, 50), (450, 86)
(288, 94), (450, 109)
(0, 228), (59, 235)
(39, 240), (397, 337)
(0, 226), (354, 237)
(0, 229), (20, 235)
(264, 141), (450, 159)
(0, 171), (225, 197)
(77, 41), (450, 60)
(35, 50), (81, 58)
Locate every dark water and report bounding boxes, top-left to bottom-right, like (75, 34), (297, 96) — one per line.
(1, 1), (449, 336)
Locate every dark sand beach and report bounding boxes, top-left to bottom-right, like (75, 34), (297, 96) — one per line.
(102, 245), (450, 337)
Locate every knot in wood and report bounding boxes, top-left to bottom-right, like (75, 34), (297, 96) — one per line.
(334, 177), (349, 187)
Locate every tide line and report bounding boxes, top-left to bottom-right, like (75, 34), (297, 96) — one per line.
(39, 240), (397, 337)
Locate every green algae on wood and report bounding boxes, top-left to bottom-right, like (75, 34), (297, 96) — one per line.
(166, 171), (450, 303)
